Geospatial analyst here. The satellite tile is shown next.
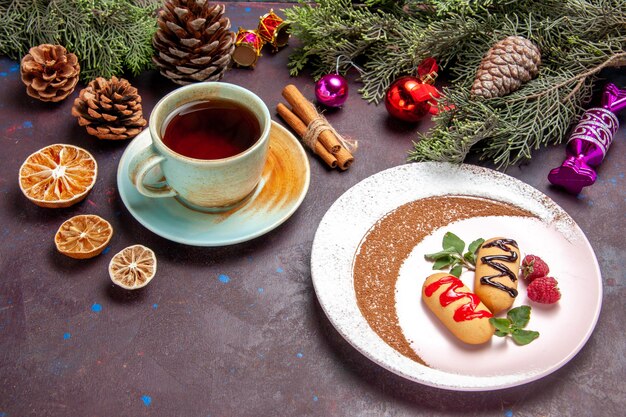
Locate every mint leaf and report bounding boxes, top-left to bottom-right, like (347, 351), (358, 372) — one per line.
(489, 306), (539, 345)
(424, 232), (484, 275)
(432, 257), (453, 270)
(511, 329), (540, 345)
(463, 238), (484, 267)
(450, 264), (463, 277)
(489, 317), (512, 334)
(424, 248), (457, 260)
(463, 251), (476, 264)
(507, 306), (531, 328)
(468, 238), (485, 254)
(442, 232), (465, 253)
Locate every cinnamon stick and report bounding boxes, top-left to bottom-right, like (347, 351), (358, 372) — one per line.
(282, 84), (342, 154)
(276, 103), (338, 169)
(334, 146), (354, 171)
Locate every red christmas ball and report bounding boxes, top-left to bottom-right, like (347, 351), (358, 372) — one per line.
(384, 76), (440, 122)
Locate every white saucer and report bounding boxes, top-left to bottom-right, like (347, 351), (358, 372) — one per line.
(117, 121), (310, 246)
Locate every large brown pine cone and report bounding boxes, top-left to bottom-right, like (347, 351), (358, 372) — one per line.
(153, 0), (236, 85)
(471, 36), (541, 99)
(20, 44), (80, 102)
(71, 77), (147, 140)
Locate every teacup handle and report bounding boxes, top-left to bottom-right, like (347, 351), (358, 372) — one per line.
(129, 145), (178, 198)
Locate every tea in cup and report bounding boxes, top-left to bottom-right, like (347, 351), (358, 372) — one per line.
(129, 82), (271, 212)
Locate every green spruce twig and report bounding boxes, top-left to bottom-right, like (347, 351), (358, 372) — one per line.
(284, 0), (626, 168)
(0, 0), (160, 80)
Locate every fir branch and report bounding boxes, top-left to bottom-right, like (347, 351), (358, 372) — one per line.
(0, 0), (159, 80)
(410, 70), (593, 167)
(284, 0), (414, 81)
(414, 12), (502, 76)
(359, 17), (429, 102)
(0, 2), (27, 54)
(515, 51), (626, 102)
(286, 0), (626, 167)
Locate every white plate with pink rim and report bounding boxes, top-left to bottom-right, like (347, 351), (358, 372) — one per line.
(310, 162), (602, 391)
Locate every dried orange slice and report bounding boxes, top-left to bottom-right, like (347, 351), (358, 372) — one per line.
(109, 245), (157, 290)
(19, 144), (97, 208)
(54, 214), (113, 259)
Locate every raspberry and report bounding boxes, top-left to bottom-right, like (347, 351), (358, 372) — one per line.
(527, 276), (561, 304)
(521, 254), (550, 282)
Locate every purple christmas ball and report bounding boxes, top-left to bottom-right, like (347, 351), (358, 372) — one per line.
(315, 73), (348, 107)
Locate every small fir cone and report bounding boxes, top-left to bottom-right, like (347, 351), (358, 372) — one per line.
(152, 0), (236, 85)
(20, 44), (80, 102)
(71, 76), (147, 140)
(471, 36), (541, 99)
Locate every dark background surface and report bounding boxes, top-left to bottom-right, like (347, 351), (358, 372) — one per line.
(1, 2), (625, 416)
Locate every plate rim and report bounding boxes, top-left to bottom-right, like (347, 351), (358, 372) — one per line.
(116, 121), (311, 246)
(310, 162), (602, 391)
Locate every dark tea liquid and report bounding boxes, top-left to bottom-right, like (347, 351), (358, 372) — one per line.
(162, 100), (260, 160)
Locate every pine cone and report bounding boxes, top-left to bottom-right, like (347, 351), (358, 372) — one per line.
(153, 0), (236, 85)
(471, 36), (541, 99)
(71, 77), (147, 140)
(20, 44), (80, 102)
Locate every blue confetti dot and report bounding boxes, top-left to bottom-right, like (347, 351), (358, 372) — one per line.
(296, 352), (303, 358)
(141, 395), (152, 406)
(22, 121), (33, 128)
(102, 246), (111, 255)
(504, 410), (513, 417)
(245, 7), (251, 12)
(276, 267), (284, 273)
(63, 332), (71, 340)
(218, 274), (230, 283)
(152, 303), (158, 309)
(91, 303), (102, 313)
(313, 396), (318, 402)
(0, 411), (7, 416)
(9, 64), (19, 72)
(258, 287), (264, 293)
(0, 72), (7, 77)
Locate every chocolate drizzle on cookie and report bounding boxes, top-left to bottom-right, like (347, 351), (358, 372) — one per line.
(479, 238), (519, 298)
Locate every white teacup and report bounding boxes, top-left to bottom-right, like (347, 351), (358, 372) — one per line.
(129, 83), (271, 212)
